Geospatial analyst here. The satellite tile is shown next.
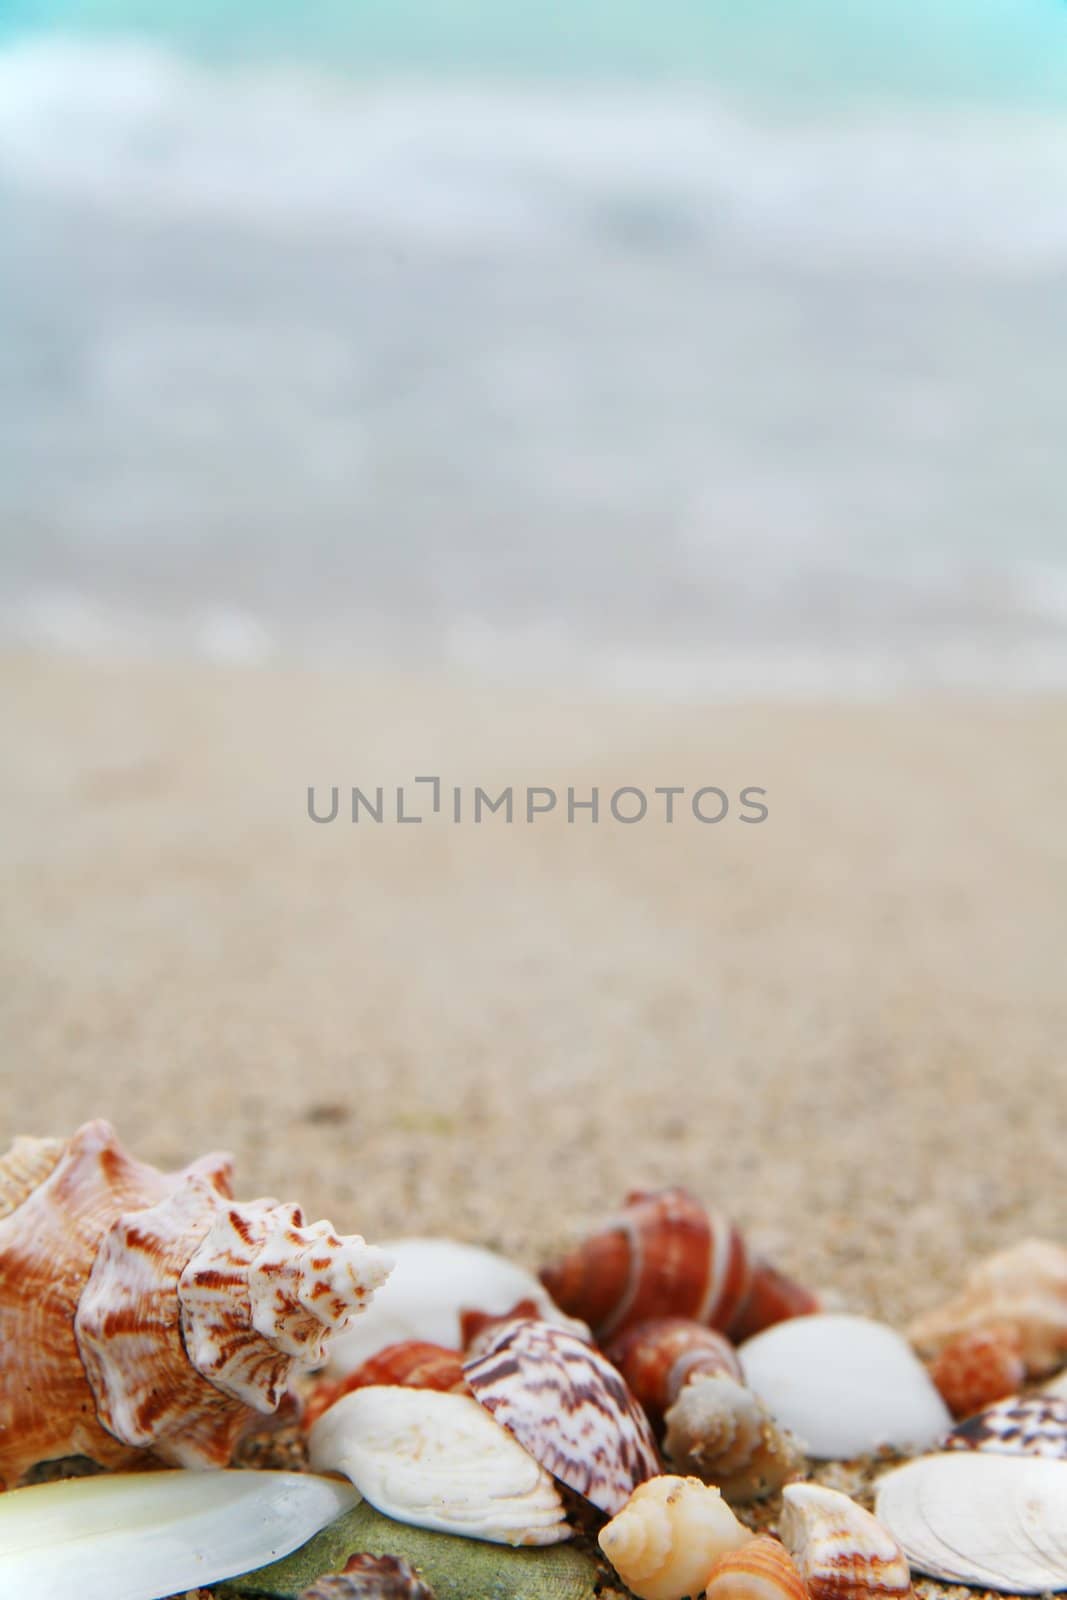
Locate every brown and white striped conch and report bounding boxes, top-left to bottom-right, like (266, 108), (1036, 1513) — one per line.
(0, 1120), (393, 1487)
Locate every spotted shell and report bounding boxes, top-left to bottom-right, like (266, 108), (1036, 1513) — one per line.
(606, 1318), (743, 1430)
(908, 1238), (1067, 1378)
(540, 1189), (817, 1344)
(0, 1120), (392, 1485)
(704, 1535), (808, 1600)
(464, 1316), (661, 1515)
(662, 1373), (803, 1504)
(303, 1341), (467, 1431)
(945, 1393), (1067, 1460)
(599, 1475), (755, 1600)
(298, 1554), (437, 1599)
(926, 1324), (1025, 1419)
(779, 1482), (912, 1600)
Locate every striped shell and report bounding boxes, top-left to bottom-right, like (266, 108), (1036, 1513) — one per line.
(779, 1483), (912, 1600)
(599, 1475), (755, 1600)
(302, 1341), (467, 1431)
(705, 1535), (808, 1600)
(464, 1316), (661, 1515)
(606, 1318), (743, 1429)
(945, 1394), (1067, 1460)
(299, 1554), (437, 1599)
(908, 1238), (1067, 1378)
(540, 1189), (817, 1343)
(926, 1325), (1025, 1418)
(662, 1374), (803, 1504)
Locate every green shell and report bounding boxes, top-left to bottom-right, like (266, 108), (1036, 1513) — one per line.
(215, 1501), (600, 1600)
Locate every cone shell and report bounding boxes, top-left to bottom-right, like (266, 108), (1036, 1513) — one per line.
(908, 1238), (1067, 1378)
(298, 1553), (437, 1599)
(464, 1316), (661, 1516)
(0, 1120), (392, 1484)
(540, 1188), (817, 1343)
(779, 1482), (912, 1600)
(662, 1373), (803, 1504)
(926, 1324), (1025, 1419)
(303, 1341), (468, 1431)
(705, 1536), (808, 1600)
(945, 1393), (1067, 1459)
(606, 1318), (743, 1429)
(599, 1475), (754, 1600)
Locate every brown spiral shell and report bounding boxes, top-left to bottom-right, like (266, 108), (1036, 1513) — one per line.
(926, 1324), (1025, 1419)
(540, 1188), (818, 1343)
(298, 1553), (437, 1599)
(606, 1317), (744, 1429)
(705, 1535), (808, 1600)
(302, 1340), (467, 1430)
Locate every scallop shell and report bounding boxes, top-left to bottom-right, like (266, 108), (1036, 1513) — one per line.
(298, 1553), (437, 1599)
(598, 1475), (754, 1600)
(874, 1451), (1067, 1593)
(540, 1188), (817, 1344)
(945, 1393), (1067, 1459)
(907, 1238), (1067, 1378)
(463, 1316), (661, 1515)
(739, 1314), (950, 1459)
(307, 1385), (571, 1546)
(704, 1535), (808, 1600)
(605, 1318), (744, 1429)
(926, 1325), (1025, 1419)
(779, 1482), (912, 1600)
(662, 1373), (803, 1503)
(326, 1238), (585, 1377)
(0, 1120), (392, 1484)
(303, 1341), (467, 1431)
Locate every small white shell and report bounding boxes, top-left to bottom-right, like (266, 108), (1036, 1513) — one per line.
(325, 1238), (583, 1376)
(599, 1475), (754, 1600)
(875, 1451), (1067, 1594)
(739, 1314), (950, 1459)
(779, 1482), (911, 1600)
(0, 1469), (358, 1600)
(307, 1384), (572, 1546)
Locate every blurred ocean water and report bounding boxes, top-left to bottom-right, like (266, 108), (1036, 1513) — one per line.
(2, 2), (1067, 693)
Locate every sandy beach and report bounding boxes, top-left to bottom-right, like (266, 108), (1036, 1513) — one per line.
(1, 652), (1064, 1326)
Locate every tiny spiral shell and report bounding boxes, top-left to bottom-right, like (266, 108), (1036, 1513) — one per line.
(302, 1341), (467, 1430)
(705, 1535), (808, 1600)
(599, 1475), (755, 1600)
(606, 1318), (743, 1429)
(662, 1374), (803, 1504)
(926, 1325), (1025, 1419)
(540, 1188), (817, 1343)
(298, 1553), (437, 1599)
(779, 1482), (913, 1600)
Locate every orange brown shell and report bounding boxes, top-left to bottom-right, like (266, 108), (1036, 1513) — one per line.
(540, 1188), (817, 1343)
(705, 1536), (808, 1600)
(302, 1340), (468, 1430)
(605, 1318), (744, 1429)
(926, 1324), (1025, 1419)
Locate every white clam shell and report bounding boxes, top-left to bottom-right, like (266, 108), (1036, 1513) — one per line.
(307, 1384), (572, 1546)
(875, 1451), (1067, 1593)
(739, 1314), (950, 1459)
(0, 1469), (358, 1600)
(324, 1237), (580, 1376)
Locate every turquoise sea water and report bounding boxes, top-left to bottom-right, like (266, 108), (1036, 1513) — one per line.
(2, 3), (1067, 689)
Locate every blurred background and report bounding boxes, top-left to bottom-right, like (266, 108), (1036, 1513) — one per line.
(2, 3), (1066, 1307)
(3, 0), (1067, 690)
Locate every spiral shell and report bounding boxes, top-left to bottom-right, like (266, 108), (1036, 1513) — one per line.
(299, 1555), (437, 1599)
(599, 1475), (754, 1600)
(606, 1318), (743, 1429)
(303, 1341), (467, 1431)
(662, 1373), (803, 1504)
(908, 1238), (1067, 1378)
(926, 1325), (1025, 1419)
(540, 1188), (817, 1343)
(704, 1535), (808, 1600)
(779, 1482), (912, 1600)
(0, 1120), (392, 1485)
(464, 1316), (661, 1515)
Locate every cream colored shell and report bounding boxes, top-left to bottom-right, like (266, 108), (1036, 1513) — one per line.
(599, 1475), (754, 1600)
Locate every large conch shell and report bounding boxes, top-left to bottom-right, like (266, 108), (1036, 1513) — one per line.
(779, 1482), (912, 1600)
(907, 1238), (1067, 1378)
(540, 1188), (818, 1344)
(599, 1475), (754, 1600)
(0, 1120), (392, 1485)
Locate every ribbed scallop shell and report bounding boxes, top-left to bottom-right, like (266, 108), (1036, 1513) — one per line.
(540, 1189), (817, 1344)
(307, 1386), (572, 1546)
(598, 1475), (754, 1600)
(926, 1324), (1025, 1418)
(299, 1554), (437, 1599)
(704, 1535), (807, 1600)
(945, 1394), (1067, 1459)
(303, 1341), (468, 1431)
(606, 1318), (743, 1429)
(779, 1482), (912, 1600)
(464, 1316), (661, 1516)
(908, 1238), (1067, 1378)
(662, 1374), (803, 1503)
